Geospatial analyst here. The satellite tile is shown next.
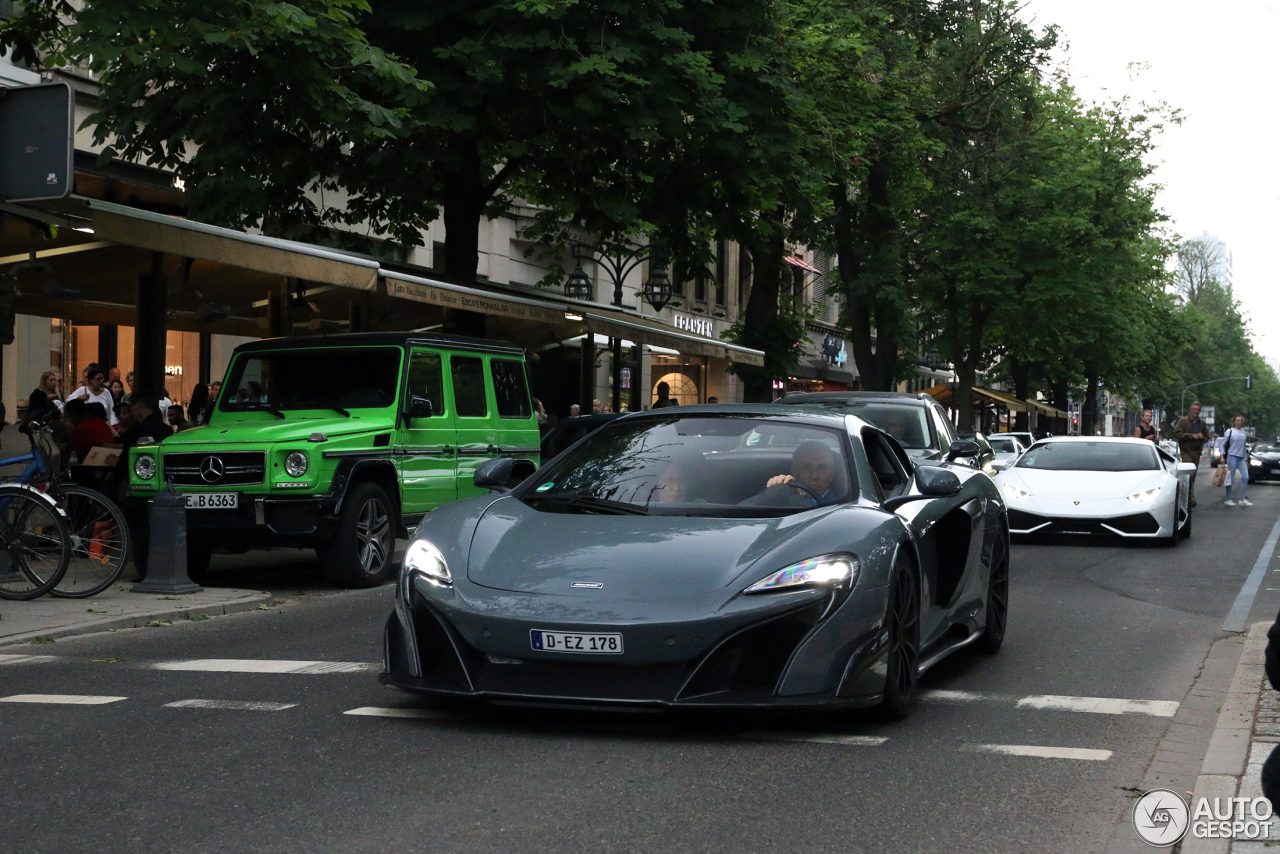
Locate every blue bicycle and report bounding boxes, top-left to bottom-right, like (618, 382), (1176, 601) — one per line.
(0, 412), (130, 599)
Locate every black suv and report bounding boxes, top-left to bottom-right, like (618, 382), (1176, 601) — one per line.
(774, 391), (983, 468)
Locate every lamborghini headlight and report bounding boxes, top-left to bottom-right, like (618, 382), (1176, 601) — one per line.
(1125, 486), (1161, 504)
(404, 539), (451, 587)
(1001, 481), (1030, 501)
(745, 554), (859, 594)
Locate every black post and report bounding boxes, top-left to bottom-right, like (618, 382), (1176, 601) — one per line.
(98, 324), (118, 376)
(611, 337), (622, 413)
(266, 291), (282, 338)
(131, 481), (202, 594)
(580, 335), (595, 414)
(198, 332), (212, 384)
(134, 252), (167, 397)
(629, 344), (642, 412)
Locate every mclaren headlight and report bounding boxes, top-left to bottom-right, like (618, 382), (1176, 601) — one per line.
(745, 554), (859, 594)
(1002, 481), (1030, 501)
(403, 539), (451, 587)
(134, 454), (156, 480)
(1125, 486), (1161, 504)
(284, 451), (309, 478)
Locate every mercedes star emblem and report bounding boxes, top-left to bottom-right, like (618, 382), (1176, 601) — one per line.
(200, 456), (226, 483)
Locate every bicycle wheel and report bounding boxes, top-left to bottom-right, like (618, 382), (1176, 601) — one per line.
(50, 485), (131, 599)
(0, 486), (71, 600)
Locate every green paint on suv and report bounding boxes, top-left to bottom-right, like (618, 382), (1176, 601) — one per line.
(127, 333), (541, 587)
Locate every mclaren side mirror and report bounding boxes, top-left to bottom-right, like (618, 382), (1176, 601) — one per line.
(946, 439), (981, 462)
(916, 465), (963, 496)
(474, 457), (516, 492)
(408, 395), (434, 419)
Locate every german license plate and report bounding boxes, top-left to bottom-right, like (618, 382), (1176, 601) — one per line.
(185, 493), (238, 510)
(530, 629), (623, 654)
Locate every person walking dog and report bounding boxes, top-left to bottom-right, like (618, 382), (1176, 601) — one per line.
(1175, 402), (1208, 507)
(1221, 415), (1252, 507)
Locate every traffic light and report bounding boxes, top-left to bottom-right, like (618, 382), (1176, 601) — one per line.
(1246, 374), (1253, 391)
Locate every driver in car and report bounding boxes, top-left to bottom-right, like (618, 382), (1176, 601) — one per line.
(744, 440), (839, 507)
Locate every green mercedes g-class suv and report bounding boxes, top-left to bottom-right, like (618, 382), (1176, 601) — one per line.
(127, 333), (541, 587)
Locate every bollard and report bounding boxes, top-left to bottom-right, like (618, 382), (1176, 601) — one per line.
(131, 481), (203, 594)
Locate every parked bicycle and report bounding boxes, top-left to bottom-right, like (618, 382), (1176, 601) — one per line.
(0, 412), (130, 600)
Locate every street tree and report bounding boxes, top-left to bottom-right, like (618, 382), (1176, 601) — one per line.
(1175, 233), (1231, 305)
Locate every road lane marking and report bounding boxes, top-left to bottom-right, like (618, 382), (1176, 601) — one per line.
(1224, 513), (1280, 632)
(740, 732), (888, 746)
(0, 655), (57, 665)
(969, 744), (1112, 761)
(0, 694), (126, 705)
(1016, 695), (1179, 717)
(343, 706), (453, 720)
(919, 689), (987, 702)
(165, 699), (297, 711)
(155, 659), (377, 674)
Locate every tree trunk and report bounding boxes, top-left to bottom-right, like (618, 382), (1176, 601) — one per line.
(1011, 358), (1030, 432)
(739, 217), (786, 403)
(831, 157), (903, 391)
(1051, 375), (1069, 435)
(442, 131), (485, 283)
(1081, 366), (1099, 436)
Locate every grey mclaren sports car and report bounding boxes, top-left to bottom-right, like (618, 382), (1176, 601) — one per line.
(383, 406), (1010, 719)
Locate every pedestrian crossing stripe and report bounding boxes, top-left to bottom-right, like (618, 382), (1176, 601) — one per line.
(0, 655), (57, 665)
(154, 659), (377, 674)
(165, 699), (297, 711)
(343, 706), (454, 720)
(740, 732), (888, 746)
(968, 744), (1113, 761)
(0, 694), (126, 704)
(1016, 695), (1179, 717)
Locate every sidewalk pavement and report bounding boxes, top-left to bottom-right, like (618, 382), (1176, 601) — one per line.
(0, 583), (272, 648)
(1178, 621), (1280, 854)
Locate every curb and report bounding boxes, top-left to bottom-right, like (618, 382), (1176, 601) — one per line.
(0, 590), (275, 648)
(1182, 621), (1271, 854)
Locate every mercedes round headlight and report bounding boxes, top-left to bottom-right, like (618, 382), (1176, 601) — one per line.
(404, 539), (451, 587)
(1002, 481), (1031, 501)
(1125, 486), (1161, 504)
(284, 451), (309, 478)
(745, 554), (859, 594)
(134, 454), (156, 480)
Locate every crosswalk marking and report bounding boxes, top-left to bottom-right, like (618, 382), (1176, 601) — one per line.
(740, 732), (888, 746)
(0, 694), (126, 705)
(0, 655), (57, 665)
(165, 699), (297, 711)
(344, 706), (453, 720)
(154, 659), (377, 674)
(969, 744), (1113, 761)
(1016, 695), (1179, 717)
(919, 689), (987, 702)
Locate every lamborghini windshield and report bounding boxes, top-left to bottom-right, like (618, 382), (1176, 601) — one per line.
(521, 416), (855, 517)
(1016, 441), (1160, 472)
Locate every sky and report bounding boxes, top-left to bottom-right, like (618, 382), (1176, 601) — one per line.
(1020, 0), (1280, 361)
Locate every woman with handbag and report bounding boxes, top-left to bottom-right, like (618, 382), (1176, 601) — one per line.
(1222, 415), (1252, 507)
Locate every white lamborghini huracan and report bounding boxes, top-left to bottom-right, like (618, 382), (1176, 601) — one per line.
(994, 436), (1195, 545)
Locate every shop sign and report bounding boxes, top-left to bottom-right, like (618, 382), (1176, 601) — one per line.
(673, 314), (715, 337)
(386, 277), (567, 324)
(165, 365), (183, 376)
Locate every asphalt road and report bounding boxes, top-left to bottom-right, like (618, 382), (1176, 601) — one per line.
(4, 469), (1280, 854)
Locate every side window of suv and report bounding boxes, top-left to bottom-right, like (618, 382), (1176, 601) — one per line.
(490, 359), (531, 419)
(931, 404), (955, 454)
(451, 356), (488, 418)
(407, 350), (445, 416)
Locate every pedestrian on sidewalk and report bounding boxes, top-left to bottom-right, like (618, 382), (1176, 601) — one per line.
(1175, 402), (1208, 506)
(1221, 415), (1252, 507)
(1133, 410), (1157, 442)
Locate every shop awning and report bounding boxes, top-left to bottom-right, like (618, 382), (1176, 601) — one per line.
(923, 384), (1067, 418)
(383, 271), (766, 366)
(784, 255), (822, 274)
(87, 199), (380, 291)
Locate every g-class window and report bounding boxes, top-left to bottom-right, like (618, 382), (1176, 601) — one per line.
(490, 359), (531, 419)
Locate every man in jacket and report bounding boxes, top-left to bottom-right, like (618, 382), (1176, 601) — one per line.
(1175, 401), (1208, 506)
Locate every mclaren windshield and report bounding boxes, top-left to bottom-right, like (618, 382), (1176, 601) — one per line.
(520, 416), (855, 517)
(1016, 441), (1160, 472)
(220, 347), (402, 414)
